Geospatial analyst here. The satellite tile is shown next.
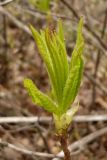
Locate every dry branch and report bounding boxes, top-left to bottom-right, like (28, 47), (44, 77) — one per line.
(0, 6), (31, 35)
(0, 127), (107, 159)
(0, 139), (57, 158)
(15, 3), (107, 57)
(61, 0), (107, 52)
(0, 115), (107, 124)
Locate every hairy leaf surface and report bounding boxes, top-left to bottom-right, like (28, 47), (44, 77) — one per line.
(61, 18), (84, 112)
(30, 25), (59, 100)
(24, 79), (58, 114)
(24, 18), (84, 120)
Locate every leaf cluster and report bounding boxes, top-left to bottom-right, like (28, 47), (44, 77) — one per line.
(24, 18), (84, 117)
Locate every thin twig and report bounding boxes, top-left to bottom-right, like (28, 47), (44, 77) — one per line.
(61, 0), (107, 51)
(84, 72), (107, 95)
(0, 0), (14, 6)
(91, 10), (107, 106)
(0, 6), (107, 95)
(15, 4), (75, 21)
(14, 3), (107, 56)
(0, 6), (31, 35)
(1, 14), (8, 85)
(0, 115), (107, 124)
(36, 123), (51, 153)
(0, 139), (57, 158)
(0, 126), (107, 159)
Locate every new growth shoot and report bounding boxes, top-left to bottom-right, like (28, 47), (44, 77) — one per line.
(24, 18), (84, 135)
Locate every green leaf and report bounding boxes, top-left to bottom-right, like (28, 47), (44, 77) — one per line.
(56, 34), (69, 84)
(30, 25), (58, 101)
(57, 20), (65, 43)
(45, 30), (63, 103)
(45, 29), (68, 103)
(61, 58), (84, 112)
(57, 20), (69, 81)
(29, 0), (50, 12)
(24, 18), (85, 133)
(61, 18), (84, 112)
(24, 78), (58, 114)
(30, 24), (69, 105)
(70, 18), (84, 69)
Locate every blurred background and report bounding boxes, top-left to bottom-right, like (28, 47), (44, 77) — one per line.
(0, 0), (107, 159)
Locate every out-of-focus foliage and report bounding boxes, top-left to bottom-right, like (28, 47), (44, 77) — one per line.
(28, 0), (51, 12)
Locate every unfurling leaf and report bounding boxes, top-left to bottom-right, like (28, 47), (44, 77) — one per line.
(61, 18), (84, 113)
(24, 18), (84, 134)
(24, 79), (58, 114)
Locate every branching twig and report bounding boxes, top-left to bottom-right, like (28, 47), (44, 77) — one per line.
(0, 6), (107, 96)
(14, 4), (75, 22)
(0, 6), (31, 35)
(0, 126), (107, 159)
(0, 123), (107, 159)
(84, 72), (107, 95)
(61, 0), (107, 52)
(14, 3), (107, 56)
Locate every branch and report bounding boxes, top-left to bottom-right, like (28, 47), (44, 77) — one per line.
(53, 127), (107, 160)
(0, 6), (31, 35)
(84, 72), (107, 95)
(0, 6), (107, 95)
(91, 10), (107, 106)
(0, 139), (57, 158)
(0, 115), (107, 124)
(61, 0), (107, 52)
(15, 4), (107, 55)
(15, 4), (75, 21)
(0, 0), (14, 6)
(0, 125), (107, 159)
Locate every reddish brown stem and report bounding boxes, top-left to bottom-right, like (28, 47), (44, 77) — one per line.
(59, 134), (71, 160)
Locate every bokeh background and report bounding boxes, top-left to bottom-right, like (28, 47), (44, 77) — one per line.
(0, 0), (107, 159)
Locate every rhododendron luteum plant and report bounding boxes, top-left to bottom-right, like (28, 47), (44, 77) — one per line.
(24, 18), (84, 134)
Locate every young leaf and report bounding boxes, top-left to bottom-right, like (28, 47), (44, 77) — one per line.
(24, 79), (58, 114)
(70, 18), (84, 69)
(57, 20), (65, 43)
(45, 29), (68, 103)
(24, 18), (84, 134)
(56, 34), (69, 84)
(30, 25), (58, 101)
(57, 20), (69, 83)
(61, 18), (84, 112)
(45, 30), (63, 102)
(30, 24), (69, 105)
(61, 58), (83, 112)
